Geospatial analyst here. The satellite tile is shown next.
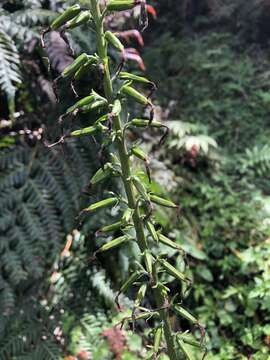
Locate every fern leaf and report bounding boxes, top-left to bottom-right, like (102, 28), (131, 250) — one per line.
(0, 141), (95, 313)
(0, 28), (21, 114)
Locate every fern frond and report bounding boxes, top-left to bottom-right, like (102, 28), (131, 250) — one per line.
(0, 140), (95, 313)
(91, 268), (117, 308)
(0, 300), (62, 360)
(0, 27), (21, 113)
(0, 14), (38, 43)
(166, 121), (217, 154)
(241, 144), (270, 176)
(11, 9), (55, 28)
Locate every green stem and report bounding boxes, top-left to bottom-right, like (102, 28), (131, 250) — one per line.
(90, 1), (178, 359)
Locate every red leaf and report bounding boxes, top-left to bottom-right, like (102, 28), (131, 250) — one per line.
(122, 48), (146, 71)
(146, 5), (157, 18)
(116, 30), (144, 47)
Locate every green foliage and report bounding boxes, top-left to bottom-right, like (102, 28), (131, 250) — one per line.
(154, 138), (270, 357)
(0, 28), (21, 113)
(145, 32), (270, 152)
(241, 144), (270, 176)
(166, 120), (217, 155)
(2, 1), (270, 359)
(0, 140), (93, 314)
(143, 5), (270, 357)
(0, 300), (62, 360)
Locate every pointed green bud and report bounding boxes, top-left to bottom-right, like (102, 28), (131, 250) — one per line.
(90, 163), (114, 186)
(174, 305), (198, 324)
(131, 146), (148, 162)
(98, 220), (123, 233)
(119, 72), (153, 86)
(66, 94), (96, 114)
(121, 84), (151, 106)
(150, 194), (178, 208)
(153, 327), (163, 354)
(74, 56), (98, 81)
(70, 123), (106, 137)
(83, 197), (118, 212)
(143, 250), (153, 275)
(95, 235), (131, 254)
(158, 259), (191, 284)
(131, 176), (150, 202)
(62, 53), (89, 78)
(105, 31), (124, 52)
(65, 10), (91, 30)
(146, 221), (159, 243)
(135, 283), (147, 307)
(122, 208), (134, 224)
(117, 270), (144, 298)
(81, 99), (108, 113)
(158, 233), (184, 252)
(130, 119), (164, 128)
(176, 337), (194, 360)
(50, 4), (81, 30)
(107, 0), (141, 12)
(111, 99), (122, 116)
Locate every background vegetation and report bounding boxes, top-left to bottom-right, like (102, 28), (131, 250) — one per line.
(0, 0), (270, 359)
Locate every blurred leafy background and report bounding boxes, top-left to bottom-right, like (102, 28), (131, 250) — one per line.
(0, 0), (270, 359)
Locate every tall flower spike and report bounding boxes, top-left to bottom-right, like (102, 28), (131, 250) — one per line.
(41, 1), (205, 358)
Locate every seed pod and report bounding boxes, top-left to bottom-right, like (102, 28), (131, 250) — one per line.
(74, 56), (98, 81)
(133, 310), (159, 321)
(174, 305), (198, 325)
(116, 271), (144, 306)
(153, 327), (163, 354)
(95, 114), (109, 124)
(119, 72), (153, 86)
(131, 176), (150, 202)
(131, 148), (151, 182)
(179, 334), (203, 349)
(121, 84), (151, 106)
(95, 235), (131, 254)
(121, 310), (159, 329)
(107, 0), (140, 12)
(98, 220), (123, 233)
(158, 233), (184, 252)
(176, 337), (194, 360)
(150, 194), (178, 209)
(62, 53), (89, 78)
(119, 271), (143, 296)
(122, 208), (134, 223)
(131, 146), (148, 162)
(80, 99), (108, 113)
(111, 99), (122, 116)
(105, 31), (124, 52)
(83, 197), (118, 212)
(158, 259), (190, 284)
(155, 282), (170, 298)
(70, 123), (106, 137)
(130, 119), (164, 128)
(64, 11), (91, 30)
(90, 163), (114, 186)
(129, 119), (169, 145)
(143, 250), (153, 275)
(146, 221), (159, 243)
(135, 283), (147, 307)
(66, 94), (96, 114)
(50, 4), (81, 30)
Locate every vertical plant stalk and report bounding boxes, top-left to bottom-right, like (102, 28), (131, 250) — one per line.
(42, 2), (204, 358)
(90, 1), (178, 359)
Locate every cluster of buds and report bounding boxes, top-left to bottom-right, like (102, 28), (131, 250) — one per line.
(42, 1), (206, 359)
